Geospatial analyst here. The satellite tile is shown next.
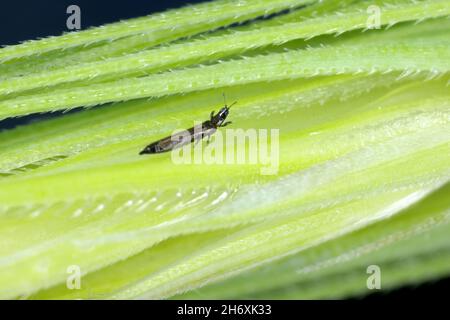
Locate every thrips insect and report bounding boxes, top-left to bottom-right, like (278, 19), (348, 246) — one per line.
(139, 94), (236, 155)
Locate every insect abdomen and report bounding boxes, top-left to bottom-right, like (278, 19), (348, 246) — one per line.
(139, 142), (160, 154)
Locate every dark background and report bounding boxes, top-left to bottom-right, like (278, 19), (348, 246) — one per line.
(0, 0), (448, 300)
(0, 0), (209, 46)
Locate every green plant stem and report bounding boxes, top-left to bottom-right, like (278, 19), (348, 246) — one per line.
(1, 0), (447, 96)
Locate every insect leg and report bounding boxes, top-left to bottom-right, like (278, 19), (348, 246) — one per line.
(220, 121), (232, 127)
(210, 111), (215, 120)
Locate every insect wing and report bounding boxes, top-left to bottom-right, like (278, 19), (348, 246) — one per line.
(168, 129), (192, 150)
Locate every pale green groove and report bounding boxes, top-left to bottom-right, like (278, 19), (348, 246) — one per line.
(240, 246), (450, 299)
(1, 41), (448, 119)
(0, 0), (315, 62)
(274, 248), (450, 299)
(175, 182), (450, 299)
(277, 227), (450, 299)
(2, 0), (447, 96)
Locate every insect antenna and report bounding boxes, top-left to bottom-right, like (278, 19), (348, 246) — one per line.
(222, 92), (237, 109)
(228, 101), (237, 109)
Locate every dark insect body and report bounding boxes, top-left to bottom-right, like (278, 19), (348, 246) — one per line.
(139, 95), (236, 155)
